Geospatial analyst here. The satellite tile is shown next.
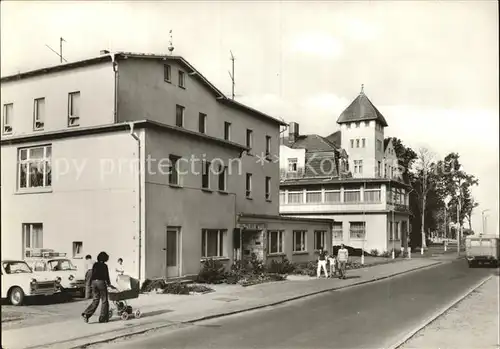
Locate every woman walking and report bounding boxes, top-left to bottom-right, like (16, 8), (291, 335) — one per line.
(82, 252), (112, 323)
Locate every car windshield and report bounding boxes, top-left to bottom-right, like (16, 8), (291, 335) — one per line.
(47, 259), (76, 271)
(3, 261), (32, 274)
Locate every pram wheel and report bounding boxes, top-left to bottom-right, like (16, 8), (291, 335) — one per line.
(120, 312), (129, 321)
(126, 305), (133, 314)
(134, 309), (141, 319)
(108, 309), (114, 319)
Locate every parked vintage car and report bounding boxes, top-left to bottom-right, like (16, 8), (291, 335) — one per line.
(1, 260), (61, 306)
(27, 257), (86, 297)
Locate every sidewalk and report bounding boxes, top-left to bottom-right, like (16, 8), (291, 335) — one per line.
(1, 258), (441, 349)
(400, 273), (499, 349)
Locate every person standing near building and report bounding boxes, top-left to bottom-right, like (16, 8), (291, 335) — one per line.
(337, 244), (349, 279)
(328, 252), (337, 278)
(317, 247), (329, 278)
(84, 255), (95, 299)
(82, 251), (112, 323)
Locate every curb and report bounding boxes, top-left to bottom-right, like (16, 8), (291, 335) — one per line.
(63, 260), (442, 349)
(386, 274), (493, 349)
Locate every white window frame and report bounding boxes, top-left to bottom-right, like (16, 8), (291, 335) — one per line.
(202, 160), (211, 189)
(218, 164), (227, 192)
(3, 103), (13, 134)
(169, 155), (181, 186)
(164, 64), (171, 82)
(288, 190), (303, 204)
(199, 113), (207, 133)
(306, 190), (322, 203)
(176, 105), (184, 127)
(344, 189), (361, 203)
(325, 190), (341, 203)
(72, 241), (83, 259)
(245, 173), (252, 198)
(288, 158), (298, 172)
(314, 230), (327, 250)
(246, 129), (253, 149)
(364, 189), (381, 203)
(362, 138), (366, 148)
(349, 222), (366, 240)
(224, 121), (231, 141)
(350, 139), (354, 148)
(33, 98), (45, 130)
(293, 230), (307, 252)
(18, 145), (52, 190)
(201, 229), (226, 258)
(332, 222), (343, 240)
(23, 223), (43, 258)
(68, 91), (80, 127)
(358, 160), (363, 175)
(178, 70), (186, 88)
(279, 191), (286, 204)
(268, 230), (284, 254)
(356, 139), (360, 148)
(265, 176), (271, 201)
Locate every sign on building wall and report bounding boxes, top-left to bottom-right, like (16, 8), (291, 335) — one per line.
(240, 224), (266, 230)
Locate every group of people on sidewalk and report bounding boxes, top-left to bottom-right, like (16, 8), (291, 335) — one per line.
(82, 252), (126, 323)
(317, 244), (349, 279)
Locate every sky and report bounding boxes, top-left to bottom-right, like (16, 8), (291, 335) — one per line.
(1, 1), (498, 234)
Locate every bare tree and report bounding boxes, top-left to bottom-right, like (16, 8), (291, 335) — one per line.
(411, 147), (436, 249)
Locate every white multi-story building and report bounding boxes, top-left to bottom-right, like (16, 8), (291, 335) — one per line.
(279, 88), (411, 253)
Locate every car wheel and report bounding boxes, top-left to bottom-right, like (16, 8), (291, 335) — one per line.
(9, 287), (25, 306)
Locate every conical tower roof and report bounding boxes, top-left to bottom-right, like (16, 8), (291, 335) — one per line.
(336, 85), (388, 127)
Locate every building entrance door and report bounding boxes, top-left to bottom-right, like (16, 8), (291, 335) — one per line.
(165, 227), (180, 278)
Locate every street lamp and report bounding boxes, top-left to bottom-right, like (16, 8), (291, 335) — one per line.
(482, 209), (490, 234)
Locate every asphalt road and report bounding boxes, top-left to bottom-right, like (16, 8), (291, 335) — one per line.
(101, 260), (494, 349)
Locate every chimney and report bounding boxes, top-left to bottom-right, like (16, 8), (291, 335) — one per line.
(100, 50), (110, 55)
(289, 122), (299, 143)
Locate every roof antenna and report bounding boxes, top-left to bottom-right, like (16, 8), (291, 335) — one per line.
(228, 51), (235, 99)
(168, 30), (175, 55)
(45, 37), (67, 63)
(360, 84), (364, 95)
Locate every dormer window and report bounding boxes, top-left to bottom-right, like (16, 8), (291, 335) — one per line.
(2, 103), (13, 134)
(288, 158), (298, 172)
(33, 98), (45, 131)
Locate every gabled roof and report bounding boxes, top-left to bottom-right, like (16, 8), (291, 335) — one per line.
(325, 130), (341, 148)
(1, 51), (286, 127)
(281, 134), (338, 152)
(336, 90), (388, 127)
(384, 138), (391, 151)
(304, 152), (338, 178)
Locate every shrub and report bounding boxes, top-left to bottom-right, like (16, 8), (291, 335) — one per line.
(141, 278), (167, 293)
(293, 261), (317, 277)
(162, 282), (190, 295)
(189, 284), (214, 294)
(267, 256), (296, 274)
(370, 249), (379, 257)
(196, 258), (227, 284)
(249, 253), (265, 275)
(380, 251), (390, 258)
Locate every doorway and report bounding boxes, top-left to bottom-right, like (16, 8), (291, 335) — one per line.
(165, 227), (180, 278)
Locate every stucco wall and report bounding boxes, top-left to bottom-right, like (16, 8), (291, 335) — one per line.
(116, 59), (280, 216)
(143, 128), (241, 278)
(0, 62), (115, 137)
(1, 131), (137, 273)
(340, 120), (385, 178)
(279, 145), (306, 170)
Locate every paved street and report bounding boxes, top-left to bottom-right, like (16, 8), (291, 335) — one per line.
(100, 260), (494, 349)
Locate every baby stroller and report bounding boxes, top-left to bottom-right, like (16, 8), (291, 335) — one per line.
(108, 274), (142, 321)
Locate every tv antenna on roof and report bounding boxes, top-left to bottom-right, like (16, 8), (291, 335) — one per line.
(168, 30), (175, 55)
(228, 50), (235, 100)
(45, 37), (67, 63)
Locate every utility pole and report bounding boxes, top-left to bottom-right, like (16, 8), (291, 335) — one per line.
(228, 51), (235, 100)
(482, 209), (490, 234)
(457, 200), (461, 257)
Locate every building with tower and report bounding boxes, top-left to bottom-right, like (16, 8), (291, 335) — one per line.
(279, 87), (411, 254)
